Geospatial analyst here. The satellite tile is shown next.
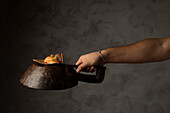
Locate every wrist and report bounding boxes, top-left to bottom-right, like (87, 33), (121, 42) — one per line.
(100, 49), (109, 63)
(99, 50), (105, 62)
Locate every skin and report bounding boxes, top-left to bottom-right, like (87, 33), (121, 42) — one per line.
(76, 37), (170, 73)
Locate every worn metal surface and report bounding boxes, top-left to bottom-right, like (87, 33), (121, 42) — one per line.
(1, 0), (170, 113)
(20, 63), (105, 90)
(20, 63), (78, 90)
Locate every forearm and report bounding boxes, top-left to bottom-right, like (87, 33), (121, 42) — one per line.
(102, 38), (170, 63)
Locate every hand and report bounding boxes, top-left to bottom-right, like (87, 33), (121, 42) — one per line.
(76, 52), (104, 73)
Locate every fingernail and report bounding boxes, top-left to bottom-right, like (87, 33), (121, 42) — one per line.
(76, 69), (80, 73)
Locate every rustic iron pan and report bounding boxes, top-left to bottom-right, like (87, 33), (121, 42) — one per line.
(20, 59), (106, 90)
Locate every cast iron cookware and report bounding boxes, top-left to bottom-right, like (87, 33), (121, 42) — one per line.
(20, 59), (106, 90)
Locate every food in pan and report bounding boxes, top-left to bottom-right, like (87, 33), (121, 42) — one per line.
(33, 53), (64, 64)
(44, 54), (58, 63)
(44, 53), (64, 64)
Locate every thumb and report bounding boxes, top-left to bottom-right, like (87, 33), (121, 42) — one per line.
(76, 62), (88, 73)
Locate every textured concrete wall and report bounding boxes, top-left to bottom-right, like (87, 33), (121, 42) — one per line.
(1, 0), (170, 113)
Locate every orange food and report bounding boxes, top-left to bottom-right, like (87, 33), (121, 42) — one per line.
(44, 54), (59, 63)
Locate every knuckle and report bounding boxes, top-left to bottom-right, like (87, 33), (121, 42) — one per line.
(80, 55), (83, 58)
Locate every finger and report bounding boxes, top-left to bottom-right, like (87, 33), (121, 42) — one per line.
(76, 57), (82, 65)
(89, 66), (95, 72)
(89, 66), (96, 72)
(94, 68), (97, 71)
(85, 67), (91, 72)
(76, 63), (88, 73)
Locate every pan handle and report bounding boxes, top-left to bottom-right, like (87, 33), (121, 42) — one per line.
(71, 65), (106, 83)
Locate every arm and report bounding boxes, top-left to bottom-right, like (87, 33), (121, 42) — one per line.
(76, 37), (170, 73)
(103, 37), (170, 63)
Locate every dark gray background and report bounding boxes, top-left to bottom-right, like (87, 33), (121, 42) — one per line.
(1, 0), (170, 113)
